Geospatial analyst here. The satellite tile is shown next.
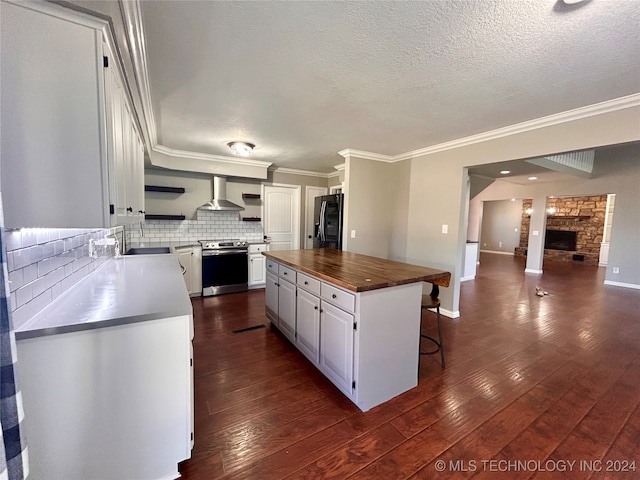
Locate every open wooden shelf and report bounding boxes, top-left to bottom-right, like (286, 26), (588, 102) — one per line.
(242, 193), (261, 199)
(145, 185), (185, 194)
(145, 214), (186, 221)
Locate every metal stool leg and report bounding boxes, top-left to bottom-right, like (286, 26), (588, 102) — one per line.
(420, 306), (445, 368)
(435, 304), (444, 368)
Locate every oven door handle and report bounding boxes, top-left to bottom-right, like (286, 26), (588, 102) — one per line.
(203, 249), (248, 256)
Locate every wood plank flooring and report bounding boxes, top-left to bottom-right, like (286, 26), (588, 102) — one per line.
(179, 253), (640, 479)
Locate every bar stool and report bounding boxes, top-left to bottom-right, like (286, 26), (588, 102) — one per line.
(420, 284), (445, 368)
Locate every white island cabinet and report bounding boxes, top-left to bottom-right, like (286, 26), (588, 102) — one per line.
(263, 249), (451, 412)
(15, 255), (193, 480)
(0, 1), (144, 228)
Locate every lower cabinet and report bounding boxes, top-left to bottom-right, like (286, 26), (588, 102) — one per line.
(295, 287), (320, 364)
(248, 243), (268, 287)
(277, 277), (296, 342)
(265, 257), (423, 412)
(319, 301), (354, 395)
(265, 271), (279, 327)
(175, 245), (202, 296)
(16, 315), (193, 480)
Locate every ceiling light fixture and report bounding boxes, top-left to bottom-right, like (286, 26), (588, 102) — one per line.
(500, 170), (511, 175)
(528, 176), (538, 181)
(227, 141), (255, 157)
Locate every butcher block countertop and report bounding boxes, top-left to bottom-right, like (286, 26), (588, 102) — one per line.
(263, 248), (451, 292)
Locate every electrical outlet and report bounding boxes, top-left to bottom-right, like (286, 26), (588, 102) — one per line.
(350, 230), (356, 238)
(613, 267), (620, 274)
(442, 224), (448, 234)
(499, 241), (502, 248)
(533, 231), (539, 236)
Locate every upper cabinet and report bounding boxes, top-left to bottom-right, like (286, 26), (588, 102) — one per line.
(0, 1), (144, 228)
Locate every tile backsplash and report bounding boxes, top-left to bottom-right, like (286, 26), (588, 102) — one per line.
(5, 211), (262, 329)
(127, 210), (263, 244)
(5, 226), (123, 329)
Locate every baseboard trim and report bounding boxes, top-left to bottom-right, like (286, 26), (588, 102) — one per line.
(480, 250), (514, 256)
(440, 308), (459, 319)
(525, 268), (543, 274)
(604, 280), (640, 290)
(460, 276), (475, 282)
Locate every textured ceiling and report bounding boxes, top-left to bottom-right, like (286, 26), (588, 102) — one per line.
(139, 0), (640, 173)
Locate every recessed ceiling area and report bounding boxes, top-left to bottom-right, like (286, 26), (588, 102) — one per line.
(468, 142), (638, 185)
(74, 0), (640, 173)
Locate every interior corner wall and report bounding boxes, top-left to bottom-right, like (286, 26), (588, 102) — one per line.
(404, 105), (640, 315)
(343, 157), (408, 258)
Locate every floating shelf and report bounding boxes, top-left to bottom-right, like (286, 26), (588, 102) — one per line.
(145, 214), (186, 221)
(145, 185), (185, 194)
(242, 217), (262, 222)
(242, 193), (261, 199)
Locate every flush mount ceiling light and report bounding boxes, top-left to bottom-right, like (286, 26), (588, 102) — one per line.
(500, 170), (511, 175)
(528, 176), (538, 181)
(227, 141), (255, 157)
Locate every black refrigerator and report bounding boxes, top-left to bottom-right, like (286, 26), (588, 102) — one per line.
(313, 194), (344, 250)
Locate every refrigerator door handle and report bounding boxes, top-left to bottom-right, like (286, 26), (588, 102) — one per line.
(319, 201), (327, 242)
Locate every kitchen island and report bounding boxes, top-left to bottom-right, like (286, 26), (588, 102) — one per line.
(14, 254), (193, 480)
(263, 248), (451, 411)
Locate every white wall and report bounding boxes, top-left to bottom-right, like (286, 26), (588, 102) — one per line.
(479, 200), (522, 254)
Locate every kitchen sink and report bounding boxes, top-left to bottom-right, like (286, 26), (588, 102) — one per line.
(125, 247), (171, 255)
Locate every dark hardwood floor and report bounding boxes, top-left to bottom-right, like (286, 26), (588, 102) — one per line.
(179, 253), (640, 479)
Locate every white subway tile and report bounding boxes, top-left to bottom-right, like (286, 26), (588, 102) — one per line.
(12, 249), (30, 270)
(15, 284), (33, 308)
(43, 241), (56, 258)
(7, 251), (14, 271)
(23, 264), (38, 284)
(21, 229), (37, 248)
(5, 231), (22, 251)
(31, 276), (47, 297)
(8, 269), (24, 292)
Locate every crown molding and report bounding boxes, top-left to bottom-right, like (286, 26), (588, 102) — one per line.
(327, 171), (341, 178)
(154, 145), (272, 168)
(338, 149), (395, 162)
(120, 0), (158, 149)
(333, 163), (346, 171)
(270, 167), (333, 178)
(338, 94), (640, 164)
(10, 0), (109, 30)
(394, 93), (640, 161)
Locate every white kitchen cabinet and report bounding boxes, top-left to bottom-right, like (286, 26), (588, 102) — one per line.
(103, 40), (145, 226)
(265, 260), (296, 342)
(319, 301), (355, 396)
(16, 315), (192, 480)
(277, 276), (297, 342)
(295, 287), (321, 364)
(265, 271), (279, 328)
(263, 254), (425, 412)
(0, 2), (143, 228)
(248, 243), (268, 287)
(176, 245), (202, 296)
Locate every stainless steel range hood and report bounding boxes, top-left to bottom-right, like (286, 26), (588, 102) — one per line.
(198, 176), (244, 211)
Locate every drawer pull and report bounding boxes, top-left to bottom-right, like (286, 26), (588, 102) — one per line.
(332, 294), (337, 299)
(283, 272), (287, 275)
(304, 281), (309, 285)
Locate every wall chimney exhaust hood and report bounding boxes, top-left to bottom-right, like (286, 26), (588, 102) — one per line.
(198, 176), (244, 211)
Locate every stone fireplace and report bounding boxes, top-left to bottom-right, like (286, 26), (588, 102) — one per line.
(514, 195), (607, 265)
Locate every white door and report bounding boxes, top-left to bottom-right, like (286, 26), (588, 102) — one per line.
(262, 184), (301, 251)
(305, 186), (328, 249)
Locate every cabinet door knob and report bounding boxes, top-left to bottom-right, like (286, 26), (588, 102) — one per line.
(332, 294), (337, 299)
(304, 281), (308, 285)
(283, 272), (287, 275)
(314, 306), (318, 310)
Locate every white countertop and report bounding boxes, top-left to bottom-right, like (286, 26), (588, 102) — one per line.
(15, 254), (193, 340)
